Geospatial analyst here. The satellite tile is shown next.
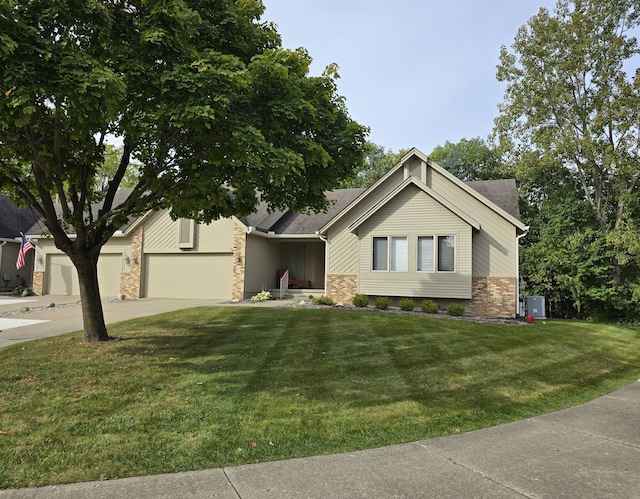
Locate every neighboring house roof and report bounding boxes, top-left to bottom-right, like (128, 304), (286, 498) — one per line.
(0, 194), (41, 239)
(26, 189), (136, 236)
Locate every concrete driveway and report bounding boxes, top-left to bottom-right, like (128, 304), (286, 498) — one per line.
(0, 295), (220, 348)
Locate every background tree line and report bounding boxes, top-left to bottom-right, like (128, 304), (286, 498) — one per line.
(346, 0), (640, 320)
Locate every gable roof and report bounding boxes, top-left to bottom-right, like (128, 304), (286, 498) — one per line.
(348, 177), (481, 233)
(0, 194), (41, 239)
(320, 148), (526, 235)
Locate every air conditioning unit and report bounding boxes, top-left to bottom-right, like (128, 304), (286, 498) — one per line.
(525, 296), (546, 319)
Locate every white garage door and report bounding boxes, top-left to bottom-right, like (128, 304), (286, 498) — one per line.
(144, 254), (233, 299)
(46, 254), (122, 297)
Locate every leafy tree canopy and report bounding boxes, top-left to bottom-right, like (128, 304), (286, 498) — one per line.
(341, 142), (405, 188)
(0, 0), (368, 341)
(496, 0), (640, 319)
(429, 137), (510, 181)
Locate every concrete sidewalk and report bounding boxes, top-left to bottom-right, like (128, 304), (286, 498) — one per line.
(1, 296), (638, 498)
(1, 381), (638, 498)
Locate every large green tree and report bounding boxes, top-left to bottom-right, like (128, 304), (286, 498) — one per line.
(429, 137), (509, 181)
(0, 0), (367, 341)
(341, 142), (405, 188)
(495, 0), (640, 315)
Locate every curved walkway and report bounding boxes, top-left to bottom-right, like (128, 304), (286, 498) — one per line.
(1, 296), (639, 498)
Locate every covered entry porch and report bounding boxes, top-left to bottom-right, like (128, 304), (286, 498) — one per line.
(243, 234), (326, 299)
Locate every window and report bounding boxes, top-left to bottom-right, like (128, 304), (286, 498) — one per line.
(438, 235), (455, 271)
(372, 236), (407, 272)
(178, 218), (194, 249)
(417, 236), (434, 271)
(372, 237), (388, 271)
(390, 237), (407, 272)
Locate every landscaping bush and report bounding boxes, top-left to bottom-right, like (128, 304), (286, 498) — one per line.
(313, 295), (335, 306)
(447, 303), (466, 316)
(398, 298), (416, 311)
(249, 290), (271, 302)
(375, 296), (390, 310)
(421, 299), (439, 314)
(352, 294), (369, 307)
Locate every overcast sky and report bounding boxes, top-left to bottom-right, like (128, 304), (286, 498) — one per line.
(263, 0), (559, 154)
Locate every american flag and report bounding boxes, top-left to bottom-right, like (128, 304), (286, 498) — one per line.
(16, 233), (34, 270)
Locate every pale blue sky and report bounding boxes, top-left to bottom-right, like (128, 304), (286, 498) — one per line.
(263, 1), (559, 153)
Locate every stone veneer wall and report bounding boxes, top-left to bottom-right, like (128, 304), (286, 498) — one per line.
(326, 273), (358, 304)
(470, 276), (516, 318)
(32, 271), (44, 296)
(120, 225), (144, 299)
(231, 223), (246, 300)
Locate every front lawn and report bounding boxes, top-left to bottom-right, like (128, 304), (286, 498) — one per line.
(1, 307), (639, 489)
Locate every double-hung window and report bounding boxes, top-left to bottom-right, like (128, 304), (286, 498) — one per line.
(417, 236), (434, 272)
(437, 235), (455, 271)
(372, 236), (408, 272)
(417, 235), (455, 272)
(372, 237), (388, 271)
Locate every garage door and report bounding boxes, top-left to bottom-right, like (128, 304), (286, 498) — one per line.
(144, 254), (232, 299)
(46, 254), (122, 297)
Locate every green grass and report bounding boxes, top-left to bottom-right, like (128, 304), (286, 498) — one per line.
(1, 307), (639, 489)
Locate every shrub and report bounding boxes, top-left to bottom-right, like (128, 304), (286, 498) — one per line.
(249, 290), (271, 302)
(421, 299), (439, 314)
(375, 296), (390, 310)
(398, 298), (416, 311)
(447, 303), (466, 316)
(352, 294), (369, 307)
(313, 295), (335, 306)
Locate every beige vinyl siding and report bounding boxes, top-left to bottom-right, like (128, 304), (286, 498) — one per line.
(327, 168), (407, 274)
(46, 253), (122, 296)
(357, 185), (472, 299)
(143, 254), (232, 299)
(143, 211), (234, 254)
(244, 235), (283, 293)
(428, 168), (517, 277)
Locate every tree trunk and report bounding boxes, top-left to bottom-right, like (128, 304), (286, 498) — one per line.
(75, 254), (110, 342)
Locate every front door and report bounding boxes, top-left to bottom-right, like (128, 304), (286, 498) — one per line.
(291, 245), (306, 282)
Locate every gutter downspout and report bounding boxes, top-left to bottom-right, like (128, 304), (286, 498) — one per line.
(516, 227), (530, 317)
(315, 231), (328, 293)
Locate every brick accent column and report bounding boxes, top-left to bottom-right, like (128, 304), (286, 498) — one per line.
(470, 276), (516, 318)
(231, 223), (246, 300)
(326, 273), (358, 304)
(120, 225), (144, 299)
(32, 271), (45, 295)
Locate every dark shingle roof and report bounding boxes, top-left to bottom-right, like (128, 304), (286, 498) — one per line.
(466, 179), (521, 220)
(0, 195), (41, 238)
(25, 189), (136, 235)
(263, 180), (520, 235)
(269, 188), (367, 234)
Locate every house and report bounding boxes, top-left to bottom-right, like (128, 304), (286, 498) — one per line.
(0, 194), (39, 292)
(28, 148), (528, 316)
